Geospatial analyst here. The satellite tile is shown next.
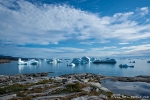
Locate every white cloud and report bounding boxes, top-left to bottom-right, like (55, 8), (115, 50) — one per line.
(140, 7), (149, 16)
(120, 44), (150, 51)
(80, 42), (93, 45)
(118, 44), (150, 56)
(90, 46), (117, 51)
(119, 42), (129, 45)
(0, 45), (85, 58)
(0, 0), (150, 46)
(79, 40), (109, 45)
(0, 44), (150, 58)
(0, 0), (150, 57)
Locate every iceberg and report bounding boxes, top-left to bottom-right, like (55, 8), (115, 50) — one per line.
(71, 58), (81, 64)
(93, 58), (116, 63)
(28, 59), (41, 65)
(67, 63), (75, 67)
(129, 61), (135, 63)
(147, 61), (150, 63)
(119, 64), (134, 68)
(47, 58), (57, 64)
(18, 58), (41, 65)
(81, 56), (90, 64)
(90, 57), (96, 62)
(18, 58), (28, 65)
(57, 59), (63, 63)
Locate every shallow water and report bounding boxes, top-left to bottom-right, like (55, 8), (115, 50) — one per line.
(101, 79), (150, 98)
(0, 58), (150, 77)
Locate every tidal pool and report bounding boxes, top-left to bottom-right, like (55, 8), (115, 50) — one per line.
(101, 79), (150, 98)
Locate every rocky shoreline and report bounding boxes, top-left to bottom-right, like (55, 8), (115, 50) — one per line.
(0, 72), (149, 100)
(0, 72), (50, 83)
(111, 75), (150, 83)
(0, 59), (11, 64)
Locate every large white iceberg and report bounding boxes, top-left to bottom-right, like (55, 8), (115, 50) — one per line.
(81, 56), (90, 64)
(18, 58), (41, 65)
(28, 59), (41, 65)
(18, 58), (28, 65)
(71, 58), (81, 64)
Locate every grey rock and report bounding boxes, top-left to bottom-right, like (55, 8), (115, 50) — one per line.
(0, 94), (16, 100)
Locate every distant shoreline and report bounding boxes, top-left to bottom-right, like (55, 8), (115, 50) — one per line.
(0, 59), (12, 64)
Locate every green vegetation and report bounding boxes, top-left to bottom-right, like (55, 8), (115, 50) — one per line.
(65, 82), (86, 92)
(102, 91), (113, 97)
(34, 79), (53, 85)
(0, 78), (141, 100)
(0, 84), (26, 95)
(60, 92), (88, 100)
(51, 82), (87, 94)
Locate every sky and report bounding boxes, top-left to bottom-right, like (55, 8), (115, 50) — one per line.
(0, 0), (150, 58)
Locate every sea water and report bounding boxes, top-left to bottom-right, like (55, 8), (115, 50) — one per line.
(0, 58), (150, 77)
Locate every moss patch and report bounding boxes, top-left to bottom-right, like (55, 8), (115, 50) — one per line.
(0, 84), (25, 95)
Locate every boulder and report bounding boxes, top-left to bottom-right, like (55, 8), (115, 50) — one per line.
(0, 94), (16, 100)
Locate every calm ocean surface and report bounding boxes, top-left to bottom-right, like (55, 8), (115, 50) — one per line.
(102, 79), (150, 97)
(0, 58), (150, 77)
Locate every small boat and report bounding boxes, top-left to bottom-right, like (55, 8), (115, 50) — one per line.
(119, 64), (134, 68)
(147, 61), (150, 63)
(67, 63), (75, 67)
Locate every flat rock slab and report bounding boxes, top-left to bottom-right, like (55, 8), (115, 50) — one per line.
(0, 94), (16, 100)
(87, 82), (101, 88)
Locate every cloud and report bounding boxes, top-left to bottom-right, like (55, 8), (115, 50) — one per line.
(0, 0), (150, 46)
(0, 43), (149, 58)
(140, 7), (149, 16)
(90, 46), (117, 52)
(120, 44), (150, 51)
(79, 40), (109, 45)
(0, 45), (85, 58)
(119, 42), (129, 45)
(119, 44), (150, 56)
(0, 0), (150, 57)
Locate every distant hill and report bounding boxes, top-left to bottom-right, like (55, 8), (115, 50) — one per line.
(0, 55), (28, 60)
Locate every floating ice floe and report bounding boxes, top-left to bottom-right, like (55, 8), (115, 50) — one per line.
(71, 58), (81, 64)
(119, 64), (134, 68)
(71, 56), (91, 65)
(47, 58), (57, 64)
(129, 61), (135, 63)
(18, 58), (28, 65)
(28, 59), (41, 65)
(90, 57), (96, 62)
(18, 58), (41, 65)
(93, 58), (116, 63)
(147, 61), (150, 63)
(67, 63), (75, 67)
(57, 59), (63, 63)
(81, 56), (90, 64)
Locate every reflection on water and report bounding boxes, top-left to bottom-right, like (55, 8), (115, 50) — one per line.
(18, 64), (41, 74)
(0, 58), (150, 77)
(102, 79), (150, 97)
